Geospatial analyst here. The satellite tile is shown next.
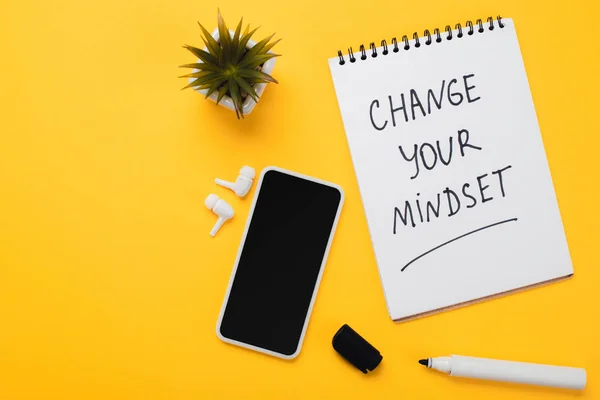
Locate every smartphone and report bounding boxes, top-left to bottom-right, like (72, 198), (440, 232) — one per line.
(216, 166), (344, 359)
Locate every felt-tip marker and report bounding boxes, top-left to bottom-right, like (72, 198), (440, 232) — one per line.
(419, 355), (586, 390)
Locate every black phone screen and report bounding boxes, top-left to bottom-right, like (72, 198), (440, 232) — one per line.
(218, 169), (343, 357)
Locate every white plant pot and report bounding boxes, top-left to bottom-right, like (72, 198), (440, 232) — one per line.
(189, 28), (276, 116)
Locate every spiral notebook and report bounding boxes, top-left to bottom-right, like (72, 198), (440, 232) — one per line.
(328, 17), (574, 321)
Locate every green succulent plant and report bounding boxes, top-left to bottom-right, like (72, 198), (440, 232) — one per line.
(180, 10), (280, 119)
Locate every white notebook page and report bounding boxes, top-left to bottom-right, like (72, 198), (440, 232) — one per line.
(328, 18), (573, 321)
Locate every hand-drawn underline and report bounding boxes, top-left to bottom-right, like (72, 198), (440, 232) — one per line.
(400, 217), (519, 272)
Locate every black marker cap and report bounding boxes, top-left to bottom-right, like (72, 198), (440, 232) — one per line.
(332, 324), (382, 374)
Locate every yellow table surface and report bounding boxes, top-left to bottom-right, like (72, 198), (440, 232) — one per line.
(1, 0), (599, 398)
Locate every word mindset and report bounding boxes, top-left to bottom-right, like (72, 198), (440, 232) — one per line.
(369, 74), (480, 131)
(393, 165), (512, 232)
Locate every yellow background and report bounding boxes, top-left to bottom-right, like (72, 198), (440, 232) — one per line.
(1, 0), (598, 398)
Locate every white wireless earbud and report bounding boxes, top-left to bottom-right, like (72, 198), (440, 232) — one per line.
(215, 166), (256, 197)
(205, 194), (234, 237)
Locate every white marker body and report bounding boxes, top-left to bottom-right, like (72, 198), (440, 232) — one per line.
(429, 355), (586, 390)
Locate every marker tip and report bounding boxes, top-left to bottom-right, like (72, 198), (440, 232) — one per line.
(418, 358), (429, 367)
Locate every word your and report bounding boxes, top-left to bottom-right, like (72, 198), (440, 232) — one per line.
(399, 129), (481, 180)
(369, 74), (480, 131)
(393, 165), (512, 232)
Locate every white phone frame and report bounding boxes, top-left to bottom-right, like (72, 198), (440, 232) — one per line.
(215, 166), (345, 360)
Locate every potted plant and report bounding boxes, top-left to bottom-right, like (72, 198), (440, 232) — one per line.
(180, 10), (280, 119)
